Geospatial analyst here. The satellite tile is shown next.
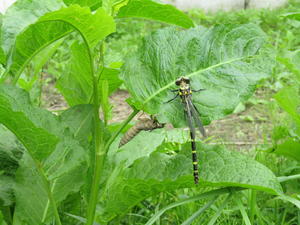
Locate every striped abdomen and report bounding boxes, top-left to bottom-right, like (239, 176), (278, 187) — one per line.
(190, 127), (199, 184)
(119, 118), (164, 147)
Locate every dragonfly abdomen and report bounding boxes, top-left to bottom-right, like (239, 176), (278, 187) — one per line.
(190, 130), (199, 184)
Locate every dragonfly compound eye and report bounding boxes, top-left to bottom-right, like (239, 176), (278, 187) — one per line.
(182, 77), (190, 84)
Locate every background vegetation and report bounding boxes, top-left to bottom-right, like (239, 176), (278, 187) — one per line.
(0, 0), (300, 225)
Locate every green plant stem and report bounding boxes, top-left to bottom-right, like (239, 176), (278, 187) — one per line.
(235, 196), (251, 225)
(85, 108), (138, 225)
(104, 107), (139, 151)
(278, 174), (300, 182)
(38, 69), (44, 107)
(86, 41), (104, 225)
(207, 193), (232, 225)
(145, 187), (242, 225)
(181, 196), (219, 225)
(280, 208), (288, 225)
(0, 70), (9, 83)
(249, 190), (257, 224)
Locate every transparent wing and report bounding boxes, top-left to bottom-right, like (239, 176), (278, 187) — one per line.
(187, 97), (206, 137)
(184, 97), (196, 139)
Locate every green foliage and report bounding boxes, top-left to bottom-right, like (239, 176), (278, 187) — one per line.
(0, 0), (297, 224)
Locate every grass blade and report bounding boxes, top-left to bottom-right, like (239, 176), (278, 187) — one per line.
(235, 196), (251, 225)
(278, 174), (300, 183)
(207, 193), (232, 225)
(65, 213), (101, 225)
(145, 187), (240, 225)
(181, 196), (218, 225)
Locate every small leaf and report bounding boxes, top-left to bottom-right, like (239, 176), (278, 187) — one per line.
(274, 138), (300, 162)
(277, 50), (300, 83)
(274, 86), (300, 126)
(117, 0), (194, 28)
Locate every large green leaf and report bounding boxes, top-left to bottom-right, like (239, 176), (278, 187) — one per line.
(121, 24), (270, 127)
(7, 5), (115, 81)
(117, 0), (194, 28)
(1, 0), (65, 54)
(98, 129), (282, 222)
(57, 41), (121, 106)
(0, 85), (88, 224)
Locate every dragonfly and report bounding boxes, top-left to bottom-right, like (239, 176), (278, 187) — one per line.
(166, 76), (206, 184)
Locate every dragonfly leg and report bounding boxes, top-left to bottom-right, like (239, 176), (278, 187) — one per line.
(165, 93), (179, 103)
(192, 88), (206, 92)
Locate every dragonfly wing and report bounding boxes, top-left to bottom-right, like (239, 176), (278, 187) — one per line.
(187, 98), (206, 137)
(184, 97), (196, 136)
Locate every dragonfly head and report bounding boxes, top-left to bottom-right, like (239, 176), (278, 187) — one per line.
(175, 76), (190, 89)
